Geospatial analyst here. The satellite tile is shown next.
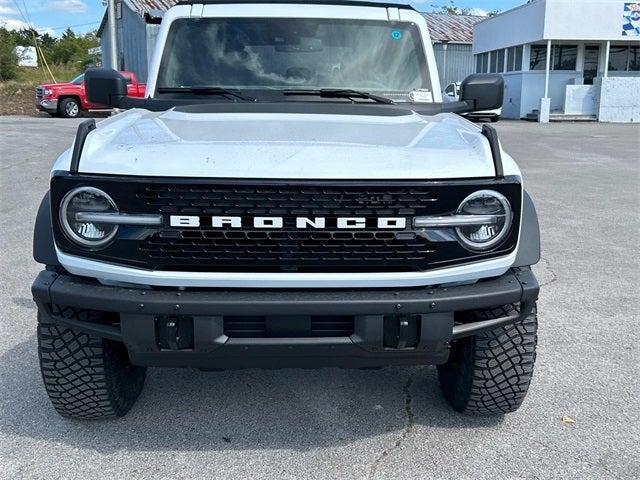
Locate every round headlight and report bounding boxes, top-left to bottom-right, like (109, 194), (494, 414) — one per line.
(60, 187), (118, 248)
(455, 190), (512, 251)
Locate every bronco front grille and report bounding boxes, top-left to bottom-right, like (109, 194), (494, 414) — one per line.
(51, 177), (522, 274)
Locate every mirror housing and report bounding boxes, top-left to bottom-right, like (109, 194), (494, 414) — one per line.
(84, 68), (128, 107)
(460, 74), (504, 111)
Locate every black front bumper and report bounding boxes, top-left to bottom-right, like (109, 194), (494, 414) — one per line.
(32, 268), (538, 369)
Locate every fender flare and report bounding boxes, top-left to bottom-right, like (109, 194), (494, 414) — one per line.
(514, 190), (541, 267)
(33, 192), (61, 267)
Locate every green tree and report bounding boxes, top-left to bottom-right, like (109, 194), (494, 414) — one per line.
(431, 1), (501, 16)
(0, 28), (18, 80)
(431, 1), (471, 15)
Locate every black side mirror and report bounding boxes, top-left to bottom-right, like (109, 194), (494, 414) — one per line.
(460, 74), (504, 111)
(85, 68), (128, 107)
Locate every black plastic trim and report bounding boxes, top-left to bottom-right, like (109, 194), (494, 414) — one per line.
(514, 190), (541, 267)
(33, 192), (60, 267)
(69, 119), (96, 174)
(481, 124), (504, 178)
(32, 269), (538, 318)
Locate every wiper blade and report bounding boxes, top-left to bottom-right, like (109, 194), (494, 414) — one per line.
(282, 88), (394, 104)
(157, 86), (256, 102)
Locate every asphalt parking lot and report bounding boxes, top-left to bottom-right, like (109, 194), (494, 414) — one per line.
(1, 116), (638, 479)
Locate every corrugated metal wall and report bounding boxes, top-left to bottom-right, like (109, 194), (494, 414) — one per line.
(100, 6), (149, 81)
(432, 43), (475, 91)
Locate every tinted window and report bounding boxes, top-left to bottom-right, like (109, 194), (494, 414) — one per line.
(553, 45), (577, 70)
(631, 45), (640, 71)
(514, 46), (523, 71)
(530, 44), (547, 70)
(497, 49), (505, 73)
(609, 45), (640, 71)
(490, 50), (499, 73)
(507, 47), (515, 72)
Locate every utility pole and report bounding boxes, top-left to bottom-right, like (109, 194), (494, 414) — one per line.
(106, 0), (118, 69)
(442, 40), (449, 87)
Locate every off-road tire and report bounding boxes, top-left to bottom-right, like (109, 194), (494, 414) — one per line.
(37, 317), (146, 419)
(437, 303), (537, 415)
(58, 98), (80, 118)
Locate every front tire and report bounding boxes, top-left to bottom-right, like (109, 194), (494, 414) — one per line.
(438, 303), (537, 415)
(58, 98), (80, 118)
(37, 316), (146, 419)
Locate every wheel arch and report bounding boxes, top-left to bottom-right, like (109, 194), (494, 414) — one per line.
(513, 190), (541, 267)
(33, 191), (61, 267)
(58, 95), (82, 112)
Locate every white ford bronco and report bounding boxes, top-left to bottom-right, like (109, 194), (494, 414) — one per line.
(32, 0), (540, 419)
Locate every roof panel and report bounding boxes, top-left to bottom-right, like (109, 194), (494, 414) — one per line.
(422, 13), (484, 44)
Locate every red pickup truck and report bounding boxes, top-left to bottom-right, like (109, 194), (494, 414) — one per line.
(35, 70), (146, 118)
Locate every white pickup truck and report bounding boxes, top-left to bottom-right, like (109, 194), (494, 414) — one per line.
(32, 0), (540, 419)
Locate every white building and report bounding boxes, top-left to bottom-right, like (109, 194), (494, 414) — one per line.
(473, 0), (640, 122)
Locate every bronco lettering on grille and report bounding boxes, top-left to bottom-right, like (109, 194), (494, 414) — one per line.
(169, 216), (407, 230)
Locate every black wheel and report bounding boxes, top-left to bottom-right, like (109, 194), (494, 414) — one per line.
(37, 314), (146, 419)
(58, 98), (80, 118)
(437, 303), (537, 415)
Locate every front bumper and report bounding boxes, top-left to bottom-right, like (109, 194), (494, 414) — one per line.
(36, 99), (57, 112)
(32, 268), (538, 369)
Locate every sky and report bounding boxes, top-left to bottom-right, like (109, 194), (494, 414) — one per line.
(0, 0), (525, 36)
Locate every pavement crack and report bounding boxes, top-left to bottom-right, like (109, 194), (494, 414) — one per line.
(367, 370), (417, 480)
(539, 256), (558, 287)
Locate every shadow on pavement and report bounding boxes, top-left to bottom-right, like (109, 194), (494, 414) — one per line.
(0, 334), (502, 453)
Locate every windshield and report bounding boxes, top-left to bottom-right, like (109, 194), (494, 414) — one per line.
(70, 74), (84, 85)
(157, 18), (432, 101)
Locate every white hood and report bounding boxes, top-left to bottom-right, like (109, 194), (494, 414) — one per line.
(58, 108), (519, 180)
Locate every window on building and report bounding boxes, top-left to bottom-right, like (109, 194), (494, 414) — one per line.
(609, 45), (640, 72)
(476, 52), (489, 73)
(530, 44), (578, 71)
(530, 44), (547, 70)
(515, 45), (523, 71)
(497, 49), (506, 73)
(507, 46), (524, 72)
(553, 45), (577, 70)
(507, 47), (515, 72)
(490, 50), (499, 73)
(631, 45), (640, 71)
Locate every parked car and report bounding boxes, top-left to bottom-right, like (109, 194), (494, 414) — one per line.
(35, 71), (146, 118)
(444, 81), (502, 122)
(32, 0), (540, 420)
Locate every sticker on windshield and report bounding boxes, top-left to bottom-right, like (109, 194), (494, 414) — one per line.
(410, 89), (433, 103)
(391, 30), (402, 40)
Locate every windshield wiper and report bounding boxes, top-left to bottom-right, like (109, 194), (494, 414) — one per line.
(157, 86), (256, 102)
(282, 88), (394, 104)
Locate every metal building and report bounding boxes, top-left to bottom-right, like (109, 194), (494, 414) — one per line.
(423, 13), (485, 88)
(97, 0), (169, 81)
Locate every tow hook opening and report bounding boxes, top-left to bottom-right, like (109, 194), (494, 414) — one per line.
(156, 315), (194, 350)
(383, 315), (421, 349)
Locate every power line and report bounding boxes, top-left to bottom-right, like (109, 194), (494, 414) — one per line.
(48, 21), (101, 32)
(11, 0), (57, 82)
